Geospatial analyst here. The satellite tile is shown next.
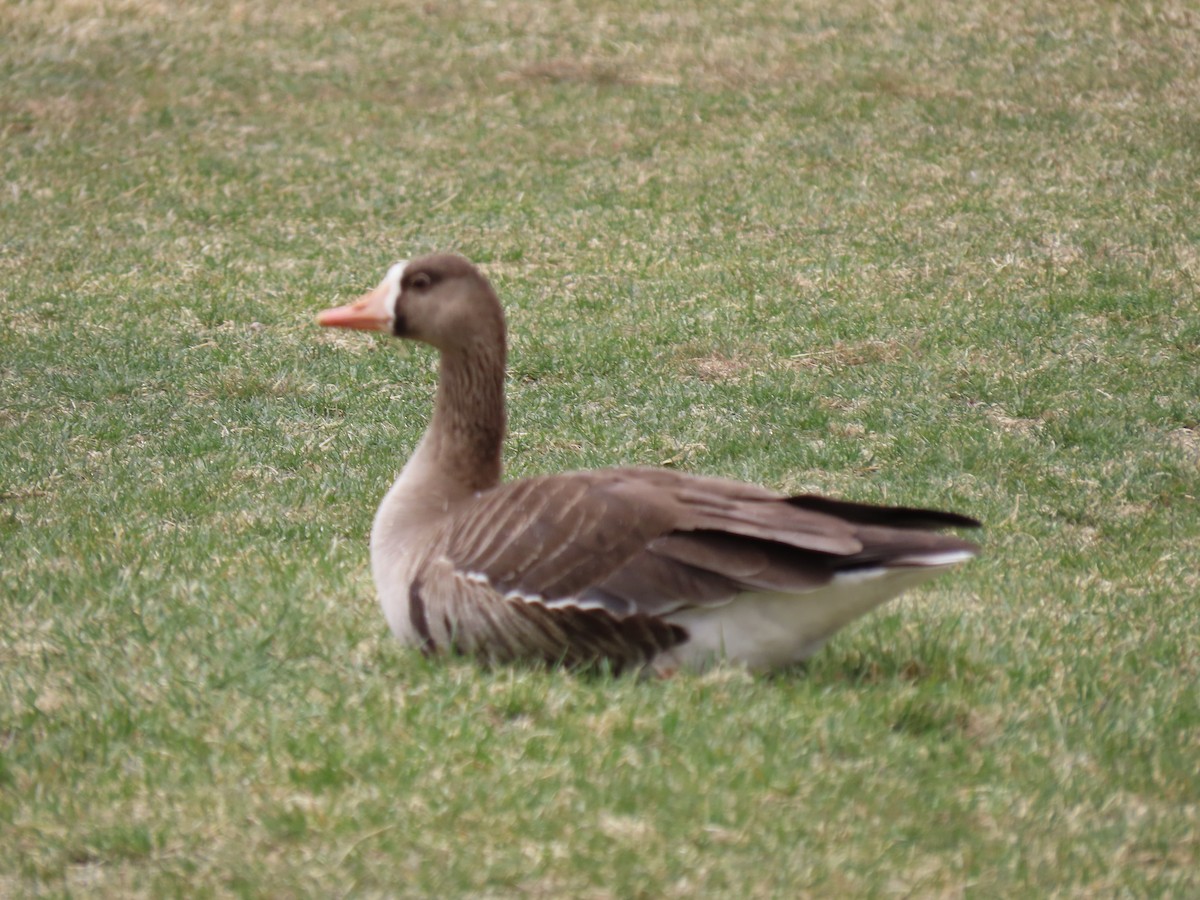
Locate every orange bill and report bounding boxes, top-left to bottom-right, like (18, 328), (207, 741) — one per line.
(317, 281), (393, 332)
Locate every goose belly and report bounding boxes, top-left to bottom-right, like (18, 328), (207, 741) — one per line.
(369, 540), (425, 649)
(664, 566), (951, 672)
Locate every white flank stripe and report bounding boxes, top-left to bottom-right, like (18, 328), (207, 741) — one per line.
(896, 549), (978, 567)
(830, 567), (888, 586)
(539, 596), (611, 611)
(504, 590), (546, 605)
(463, 569), (552, 605)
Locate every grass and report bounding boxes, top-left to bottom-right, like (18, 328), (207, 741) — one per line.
(2, 0), (1198, 895)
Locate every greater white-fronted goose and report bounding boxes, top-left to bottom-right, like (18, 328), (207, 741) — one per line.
(317, 254), (980, 674)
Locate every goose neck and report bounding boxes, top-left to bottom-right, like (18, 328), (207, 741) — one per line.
(420, 340), (506, 496)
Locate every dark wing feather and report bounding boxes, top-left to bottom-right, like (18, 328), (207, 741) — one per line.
(787, 494), (982, 530)
(421, 467), (979, 664)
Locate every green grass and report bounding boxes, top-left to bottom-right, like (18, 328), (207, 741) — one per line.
(2, 0), (1198, 895)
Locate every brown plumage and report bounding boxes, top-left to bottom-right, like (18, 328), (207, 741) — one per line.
(317, 253), (980, 674)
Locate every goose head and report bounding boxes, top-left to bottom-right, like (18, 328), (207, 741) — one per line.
(317, 253), (504, 354)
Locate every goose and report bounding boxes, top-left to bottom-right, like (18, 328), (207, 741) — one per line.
(317, 253), (980, 675)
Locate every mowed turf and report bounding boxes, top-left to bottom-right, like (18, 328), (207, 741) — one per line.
(2, 0), (1198, 895)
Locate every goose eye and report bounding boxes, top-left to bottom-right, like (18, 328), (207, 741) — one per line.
(409, 272), (432, 290)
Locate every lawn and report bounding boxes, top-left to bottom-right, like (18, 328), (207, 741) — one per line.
(2, 0), (1198, 895)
